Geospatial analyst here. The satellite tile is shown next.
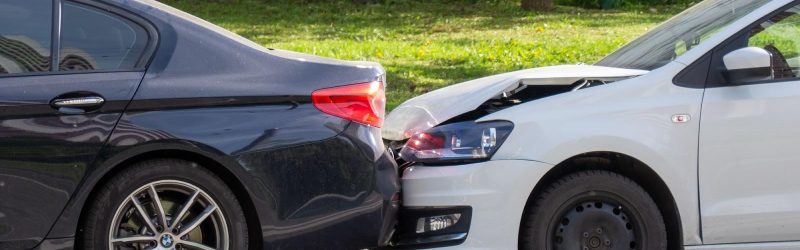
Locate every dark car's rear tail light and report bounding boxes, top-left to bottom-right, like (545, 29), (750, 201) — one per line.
(312, 81), (385, 128)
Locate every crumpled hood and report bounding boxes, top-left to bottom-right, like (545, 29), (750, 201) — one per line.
(382, 65), (648, 141)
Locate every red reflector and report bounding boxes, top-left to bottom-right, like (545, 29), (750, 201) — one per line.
(407, 132), (445, 150)
(312, 81), (385, 128)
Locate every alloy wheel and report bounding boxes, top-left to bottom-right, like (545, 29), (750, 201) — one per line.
(108, 180), (229, 250)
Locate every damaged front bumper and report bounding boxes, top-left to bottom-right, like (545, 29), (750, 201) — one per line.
(390, 160), (552, 249)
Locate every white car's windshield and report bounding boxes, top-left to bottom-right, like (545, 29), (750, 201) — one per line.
(597, 0), (772, 70)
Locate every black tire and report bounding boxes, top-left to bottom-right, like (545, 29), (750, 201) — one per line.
(520, 170), (667, 250)
(80, 158), (248, 250)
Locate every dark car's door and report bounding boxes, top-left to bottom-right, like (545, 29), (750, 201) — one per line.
(0, 0), (154, 248)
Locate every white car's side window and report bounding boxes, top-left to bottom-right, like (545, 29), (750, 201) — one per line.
(748, 6), (800, 80)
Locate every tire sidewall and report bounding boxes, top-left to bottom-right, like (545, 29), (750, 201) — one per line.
(522, 171), (667, 250)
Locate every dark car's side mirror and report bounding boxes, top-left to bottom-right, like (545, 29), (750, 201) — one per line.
(723, 47), (773, 84)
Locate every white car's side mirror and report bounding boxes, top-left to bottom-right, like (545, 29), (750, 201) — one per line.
(723, 47), (773, 84)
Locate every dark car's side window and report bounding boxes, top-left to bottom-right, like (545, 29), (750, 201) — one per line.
(60, 1), (149, 72)
(0, 0), (53, 74)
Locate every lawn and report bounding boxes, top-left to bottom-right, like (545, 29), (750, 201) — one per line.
(160, 0), (690, 109)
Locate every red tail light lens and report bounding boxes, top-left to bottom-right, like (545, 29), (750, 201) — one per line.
(312, 81), (385, 128)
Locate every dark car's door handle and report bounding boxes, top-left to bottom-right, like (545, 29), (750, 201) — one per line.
(51, 95), (105, 114)
(52, 96), (105, 108)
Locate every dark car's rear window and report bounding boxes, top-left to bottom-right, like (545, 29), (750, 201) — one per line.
(59, 1), (149, 72)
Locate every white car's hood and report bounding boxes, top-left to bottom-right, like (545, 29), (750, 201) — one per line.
(382, 64), (648, 140)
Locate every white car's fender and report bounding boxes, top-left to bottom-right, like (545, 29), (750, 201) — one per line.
(479, 62), (704, 245)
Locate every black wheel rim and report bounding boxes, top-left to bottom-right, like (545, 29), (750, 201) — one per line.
(548, 193), (643, 250)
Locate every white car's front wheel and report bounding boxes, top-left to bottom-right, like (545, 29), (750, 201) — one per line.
(519, 170), (667, 250)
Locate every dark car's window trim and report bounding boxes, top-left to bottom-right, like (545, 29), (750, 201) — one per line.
(674, 0), (800, 88)
(0, 0), (159, 78)
(0, 69), (145, 79)
(51, 0), (61, 71)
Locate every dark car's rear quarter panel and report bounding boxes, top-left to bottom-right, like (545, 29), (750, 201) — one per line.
(235, 119), (398, 249)
(44, 1), (399, 249)
(106, 103), (396, 249)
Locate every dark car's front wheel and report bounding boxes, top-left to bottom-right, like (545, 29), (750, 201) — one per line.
(80, 159), (248, 250)
(520, 170), (667, 250)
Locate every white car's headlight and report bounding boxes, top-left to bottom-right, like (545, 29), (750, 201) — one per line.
(399, 120), (513, 163)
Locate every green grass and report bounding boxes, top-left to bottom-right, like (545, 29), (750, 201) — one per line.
(161, 0), (688, 109)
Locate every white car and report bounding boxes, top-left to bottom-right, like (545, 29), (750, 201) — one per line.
(383, 0), (800, 249)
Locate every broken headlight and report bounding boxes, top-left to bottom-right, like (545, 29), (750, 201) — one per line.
(400, 120), (513, 163)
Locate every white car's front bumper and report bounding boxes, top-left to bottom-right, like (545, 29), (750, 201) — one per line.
(399, 159), (553, 249)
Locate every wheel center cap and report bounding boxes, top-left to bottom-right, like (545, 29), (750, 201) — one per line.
(589, 236), (601, 248)
(160, 234), (175, 248)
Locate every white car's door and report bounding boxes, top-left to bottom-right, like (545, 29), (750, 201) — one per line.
(700, 3), (800, 244)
